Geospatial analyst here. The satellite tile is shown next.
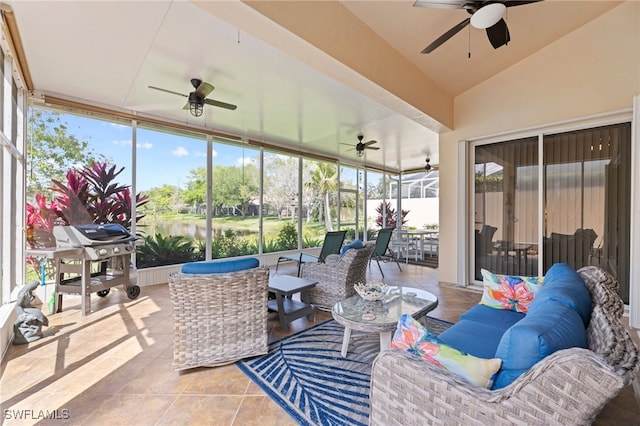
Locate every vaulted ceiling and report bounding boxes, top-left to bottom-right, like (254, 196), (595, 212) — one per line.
(4, 0), (620, 172)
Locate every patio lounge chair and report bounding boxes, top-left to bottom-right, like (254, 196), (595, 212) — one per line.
(301, 242), (375, 310)
(370, 227), (402, 277)
(275, 230), (346, 276)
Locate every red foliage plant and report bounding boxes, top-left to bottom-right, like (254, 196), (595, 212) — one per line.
(26, 162), (148, 251)
(375, 201), (409, 229)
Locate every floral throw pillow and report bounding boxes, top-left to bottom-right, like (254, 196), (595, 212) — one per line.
(480, 269), (543, 313)
(391, 314), (502, 389)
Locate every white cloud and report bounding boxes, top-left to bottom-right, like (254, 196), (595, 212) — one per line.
(112, 140), (152, 149)
(236, 156), (254, 166)
(172, 146), (189, 157)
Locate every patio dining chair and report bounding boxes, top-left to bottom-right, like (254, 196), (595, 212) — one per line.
(275, 230), (347, 276)
(369, 227), (402, 277)
(390, 229), (416, 264)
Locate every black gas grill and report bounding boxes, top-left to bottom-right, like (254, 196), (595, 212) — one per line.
(54, 224), (136, 260)
(46, 224), (141, 316)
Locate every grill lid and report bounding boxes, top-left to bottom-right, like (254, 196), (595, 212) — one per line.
(54, 224), (133, 247)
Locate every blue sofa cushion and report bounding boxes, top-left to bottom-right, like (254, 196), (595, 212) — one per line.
(459, 304), (525, 333)
(438, 319), (507, 360)
(181, 257), (259, 274)
(340, 239), (364, 256)
(492, 300), (587, 389)
(529, 263), (592, 325)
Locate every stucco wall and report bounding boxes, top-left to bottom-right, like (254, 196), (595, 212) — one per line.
(438, 1), (640, 285)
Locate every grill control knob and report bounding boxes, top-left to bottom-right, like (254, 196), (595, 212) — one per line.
(113, 247), (121, 254)
(98, 248), (108, 256)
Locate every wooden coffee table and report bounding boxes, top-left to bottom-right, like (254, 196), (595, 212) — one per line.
(332, 286), (438, 357)
(267, 275), (318, 331)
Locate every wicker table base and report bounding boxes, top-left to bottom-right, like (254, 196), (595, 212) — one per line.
(332, 286), (438, 357)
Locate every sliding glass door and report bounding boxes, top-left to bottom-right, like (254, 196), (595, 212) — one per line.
(543, 123), (631, 302)
(473, 123), (631, 303)
(474, 137), (539, 279)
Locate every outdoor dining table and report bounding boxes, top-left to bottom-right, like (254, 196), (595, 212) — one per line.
(406, 229), (439, 260)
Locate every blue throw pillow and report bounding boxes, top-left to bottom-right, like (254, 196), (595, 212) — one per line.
(492, 300), (587, 389)
(529, 263), (592, 325)
(340, 239), (364, 256)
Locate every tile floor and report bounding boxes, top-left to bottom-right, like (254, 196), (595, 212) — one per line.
(1, 261), (638, 425)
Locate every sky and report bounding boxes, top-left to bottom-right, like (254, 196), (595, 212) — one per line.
(60, 112), (258, 192)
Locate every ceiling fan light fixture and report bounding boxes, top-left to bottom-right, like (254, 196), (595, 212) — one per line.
(188, 93), (204, 117)
(356, 149), (364, 158)
(470, 3), (506, 29)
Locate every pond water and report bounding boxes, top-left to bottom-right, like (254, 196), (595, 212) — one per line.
(143, 222), (256, 240)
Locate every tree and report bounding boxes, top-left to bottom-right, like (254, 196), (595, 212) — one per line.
(144, 184), (183, 214)
(212, 164), (259, 217)
(183, 166), (206, 213)
(306, 162), (338, 231)
(263, 155), (298, 220)
(27, 108), (106, 196)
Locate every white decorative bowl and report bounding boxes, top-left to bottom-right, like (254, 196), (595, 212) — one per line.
(354, 282), (388, 301)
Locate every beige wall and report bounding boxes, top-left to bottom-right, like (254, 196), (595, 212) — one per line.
(438, 1), (640, 285)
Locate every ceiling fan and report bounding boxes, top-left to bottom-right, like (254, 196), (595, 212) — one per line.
(413, 0), (542, 54)
(148, 78), (237, 117)
(341, 134), (380, 158)
(424, 157), (439, 172)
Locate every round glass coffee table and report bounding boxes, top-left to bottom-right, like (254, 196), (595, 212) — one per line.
(332, 286), (438, 357)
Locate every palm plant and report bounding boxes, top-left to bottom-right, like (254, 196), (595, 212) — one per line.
(136, 234), (196, 268)
(305, 162), (337, 231)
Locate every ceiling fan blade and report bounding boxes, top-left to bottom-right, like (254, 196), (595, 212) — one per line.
(204, 98), (237, 110)
(504, 0), (543, 8)
(363, 140), (378, 146)
(413, 0), (466, 9)
(148, 85), (187, 98)
(366, 146), (380, 151)
(486, 18), (510, 49)
(195, 81), (215, 98)
(421, 18), (470, 54)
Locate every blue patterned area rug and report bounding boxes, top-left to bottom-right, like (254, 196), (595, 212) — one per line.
(236, 316), (452, 426)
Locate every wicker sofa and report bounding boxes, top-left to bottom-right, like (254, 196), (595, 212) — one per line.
(168, 258), (269, 371)
(301, 242), (375, 311)
(369, 265), (639, 425)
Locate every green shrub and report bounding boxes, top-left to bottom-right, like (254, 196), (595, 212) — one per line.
(261, 238), (281, 253)
(303, 235), (323, 248)
(276, 223), (298, 250)
(136, 234), (196, 268)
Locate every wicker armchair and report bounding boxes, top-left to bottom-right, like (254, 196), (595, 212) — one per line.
(168, 267), (270, 370)
(369, 265), (639, 425)
(301, 242), (375, 311)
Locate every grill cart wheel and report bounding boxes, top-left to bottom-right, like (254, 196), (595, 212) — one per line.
(97, 289), (110, 297)
(126, 285), (140, 300)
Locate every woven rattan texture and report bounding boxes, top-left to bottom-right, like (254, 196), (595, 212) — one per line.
(301, 243), (375, 311)
(369, 266), (639, 425)
(168, 267), (270, 370)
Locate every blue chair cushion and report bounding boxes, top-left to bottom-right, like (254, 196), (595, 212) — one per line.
(340, 239), (364, 256)
(438, 319), (507, 360)
(492, 300), (587, 389)
(181, 257), (259, 274)
(459, 304), (525, 333)
(529, 263), (592, 325)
